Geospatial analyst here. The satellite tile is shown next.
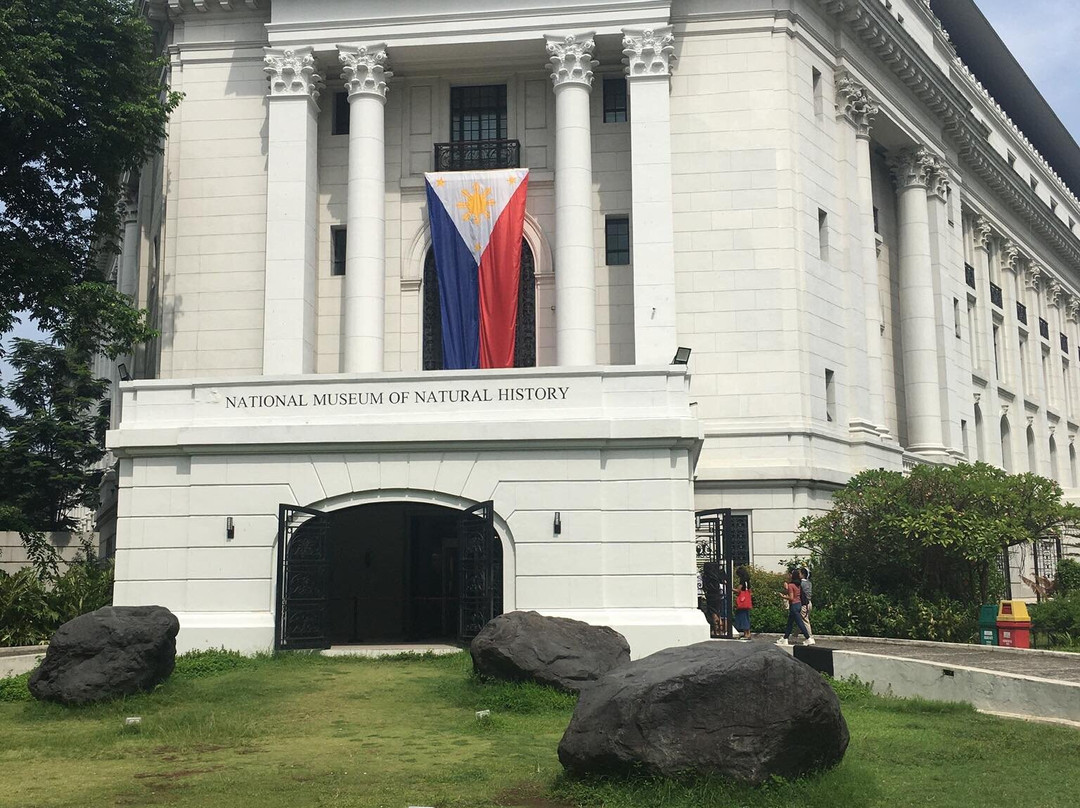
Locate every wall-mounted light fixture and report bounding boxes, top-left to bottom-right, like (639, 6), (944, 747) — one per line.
(117, 363), (131, 381)
(226, 517), (235, 540)
(671, 347), (692, 365)
(553, 512), (561, 535)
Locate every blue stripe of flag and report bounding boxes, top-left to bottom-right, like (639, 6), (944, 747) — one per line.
(425, 182), (480, 369)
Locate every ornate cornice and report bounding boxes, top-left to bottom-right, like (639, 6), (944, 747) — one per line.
(166, 0), (261, 16)
(264, 47), (322, 102)
(339, 43), (392, 101)
(622, 26), (676, 78)
(545, 32), (598, 89)
(812, 0), (1080, 273)
(889, 146), (936, 191)
(835, 69), (878, 140)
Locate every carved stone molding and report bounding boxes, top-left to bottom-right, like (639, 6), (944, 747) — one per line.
(1001, 404), (1010, 417)
(1024, 263), (1043, 292)
(1068, 297), (1080, 324)
(546, 33), (599, 89)
(973, 391), (981, 405)
(835, 70), (879, 139)
(889, 146), (936, 190)
(339, 43), (392, 101)
(622, 26), (676, 78)
(1046, 278), (1063, 308)
(264, 47), (322, 102)
(971, 214), (993, 251)
(1000, 239), (1021, 273)
(1028, 415), (1035, 427)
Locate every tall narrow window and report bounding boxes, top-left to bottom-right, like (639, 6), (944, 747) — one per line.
(333, 91), (350, 135)
(1001, 416), (1012, 473)
(953, 298), (961, 339)
(603, 78), (628, 123)
(812, 67), (823, 116)
(1027, 426), (1037, 473)
(961, 419), (970, 459)
(331, 227), (347, 276)
(1065, 364), (1072, 416)
(974, 403), (984, 461)
(992, 324), (1001, 379)
(1051, 436), (1060, 481)
(605, 215), (631, 266)
(968, 301), (978, 364)
(817, 209), (829, 261)
(1070, 442), (1077, 488)
(1043, 349), (1052, 408)
(1019, 336), (1028, 394)
(825, 369), (836, 423)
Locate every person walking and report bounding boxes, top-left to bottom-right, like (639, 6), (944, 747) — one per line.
(733, 565), (753, 640)
(798, 566), (813, 637)
(702, 561), (725, 638)
(776, 568), (814, 646)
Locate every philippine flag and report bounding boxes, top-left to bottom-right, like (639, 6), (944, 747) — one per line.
(424, 168), (530, 369)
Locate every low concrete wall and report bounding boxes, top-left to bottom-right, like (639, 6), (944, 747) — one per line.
(791, 646), (1080, 724)
(0, 646), (46, 678)
(0, 532), (88, 575)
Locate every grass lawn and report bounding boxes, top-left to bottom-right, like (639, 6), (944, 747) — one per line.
(0, 650), (1078, 808)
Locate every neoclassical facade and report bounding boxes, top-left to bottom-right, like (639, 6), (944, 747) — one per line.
(104, 0), (1080, 654)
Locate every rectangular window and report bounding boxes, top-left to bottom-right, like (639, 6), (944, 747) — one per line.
(603, 78), (628, 123)
(812, 67), (823, 117)
(1019, 336), (1028, 393)
(993, 324), (1001, 379)
(961, 420), (970, 459)
(953, 298), (961, 339)
(825, 369), (836, 423)
(331, 227), (347, 276)
(817, 209), (829, 261)
(333, 91), (350, 136)
(450, 85), (507, 142)
(605, 215), (631, 266)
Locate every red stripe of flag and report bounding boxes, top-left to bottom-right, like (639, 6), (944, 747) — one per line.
(478, 175), (529, 368)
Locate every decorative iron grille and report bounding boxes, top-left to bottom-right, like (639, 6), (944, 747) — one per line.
(458, 501), (502, 642)
(965, 263), (976, 289)
(1040, 318), (1050, 339)
(1017, 301), (1027, 325)
(276, 504), (332, 650)
(989, 282), (1003, 308)
(433, 139), (521, 171)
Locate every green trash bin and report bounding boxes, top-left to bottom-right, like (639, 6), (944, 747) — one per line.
(978, 604), (998, 645)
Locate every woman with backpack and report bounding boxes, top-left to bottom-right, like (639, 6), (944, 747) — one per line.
(733, 565), (753, 640)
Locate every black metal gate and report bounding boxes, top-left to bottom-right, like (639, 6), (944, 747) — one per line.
(696, 510), (751, 640)
(458, 500), (502, 642)
(276, 504), (332, 650)
(1033, 537), (1063, 602)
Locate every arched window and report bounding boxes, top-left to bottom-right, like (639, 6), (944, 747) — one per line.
(1027, 425), (1037, 473)
(974, 403), (984, 461)
(1050, 435), (1059, 481)
(1000, 416), (1012, 473)
(1070, 442), (1077, 488)
(422, 240), (536, 370)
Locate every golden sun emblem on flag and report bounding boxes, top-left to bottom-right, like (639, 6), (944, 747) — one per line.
(457, 183), (495, 225)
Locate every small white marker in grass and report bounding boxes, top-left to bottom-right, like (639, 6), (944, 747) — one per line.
(475, 709), (491, 720)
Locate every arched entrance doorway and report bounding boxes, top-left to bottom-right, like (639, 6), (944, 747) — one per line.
(276, 500), (502, 650)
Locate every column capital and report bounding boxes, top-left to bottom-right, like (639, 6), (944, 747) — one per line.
(264, 47), (323, 102)
(926, 155), (951, 201)
(1067, 296), (1080, 324)
(622, 25), (676, 78)
(889, 146), (937, 190)
(1025, 263), (1044, 292)
(1001, 239), (1022, 273)
(545, 32), (598, 89)
(835, 69), (879, 139)
(339, 43), (392, 101)
(1046, 278), (1064, 308)
(972, 213), (993, 251)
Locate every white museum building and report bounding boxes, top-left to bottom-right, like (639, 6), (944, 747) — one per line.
(103, 0), (1080, 655)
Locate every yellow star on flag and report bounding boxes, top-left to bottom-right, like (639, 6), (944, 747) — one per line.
(435, 177), (445, 187)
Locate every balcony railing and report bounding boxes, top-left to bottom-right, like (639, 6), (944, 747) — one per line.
(1062, 333), (1070, 354)
(434, 139), (521, 172)
(1040, 318), (1050, 339)
(1017, 301), (1028, 325)
(989, 282), (1003, 308)
(965, 263), (976, 289)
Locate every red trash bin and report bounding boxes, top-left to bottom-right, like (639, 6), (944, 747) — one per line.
(997, 600), (1032, 649)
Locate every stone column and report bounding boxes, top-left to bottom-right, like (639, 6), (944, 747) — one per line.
(1001, 240), (1025, 398)
(623, 26), (677, 365)
(1047, 278), (1065, 414)
(262, 47), (322, 375)
(546, 33), (598, 366)
(118, 199), (140, 302)
(836, 71), (887, 438)
(339, 43), (392, 373)
(891, 147), (946, 456)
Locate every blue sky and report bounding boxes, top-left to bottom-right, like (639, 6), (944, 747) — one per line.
(975, 0), (1080, 142)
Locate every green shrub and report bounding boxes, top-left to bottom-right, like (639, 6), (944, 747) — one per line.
(0, 671), (32, 702)
(1055, 558), (1080, 595)
(0, 553), (113, 647)
(1030, 591), (1080, 641)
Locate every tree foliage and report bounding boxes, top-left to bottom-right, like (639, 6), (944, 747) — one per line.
(798, 463), (1080, 605)
(0, 0), (178, 354)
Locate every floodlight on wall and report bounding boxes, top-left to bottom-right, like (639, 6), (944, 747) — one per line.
(117, 363), (131, 381)
(671, 347), (692, 365)
(226, 517), (235, 540)
(553, 512), (562, 535)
